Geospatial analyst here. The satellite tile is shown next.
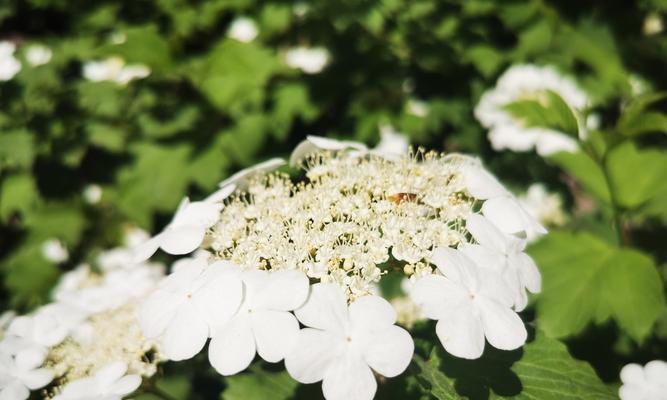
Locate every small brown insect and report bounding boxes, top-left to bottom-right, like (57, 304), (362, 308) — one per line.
(388, 192), (418, 204)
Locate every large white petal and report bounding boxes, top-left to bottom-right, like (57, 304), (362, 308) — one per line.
(108, 374), (142, 395)
(321, 352), (377, 400)
(410, 275), (467, 320)
(459, 244), (503, 272)
(477, 298), (527, 351)
(0, 382), (29, 400)
(208, 316), (256, 376)
(349, 295), (396, 331)
(130, 235), (162, 263)
(251, 310), (300, 363)
(514, 252), (541, 294)
(161, 302), (209, 361)
(285, 328), (341, 384)
(482, 197), (547, 240)
(19, 369), (53, 390)
(159, 225), (206, 255)
(294, 283), (348, 333)
(192, 272), (243, 331)
(361, 325), (413, 377)
(95, 361), (127, 388)
(252, 269), (310, 311)
(218, 158), (285, 188)
(171, 201), (222, 228)
(465, 214), (508, 253)
(461, 162), (508, 200)
(139, 289), (182, 339)
(204, 183), (237, 203)
(289, 136), (367, 166)
(435, 306), (485, 359)
(431, 247), (481, 290)
(14, 347), (46, 371)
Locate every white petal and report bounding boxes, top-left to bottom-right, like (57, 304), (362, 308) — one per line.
(159, 225), (206, 255)
(171, 201), (222, 228)
(218, 158), (285, 188)
(515, 252), (541, 294)
(251, 310), (300, 363)
(208, 316), (256, 375)
(322, 353), (377, 400)
(477, 298), (527, 351)
(361, 325), (413, 377)
(410, 275), (467, 320)
(461, 162), (508, 200)
(108, 374), (142, 395)
(192, 271), (243, 331)
(0, 382), (29, 400)
(620, 363), (644, 384)
(205, 183), (237, 203)
(349, 296), (396, 331)
(431, 247), (481, 290)
(289, 136), (367, 166)
(435, 306), (485, 359)
(14, 347), (46, 371)
(252, 269), (310, 311)
(95, 361), (127, 388)
(644, 360), (667, 383)
(130, 235), (162, 263)
(294, 283), (348, 333)
(162, 302), (209, 361)
(459, 244), (503, 272)
(139, 289), (182, 339)
(19, 368), (53, 390)
(285, 328), (341, 384)
(465, 214), (508, 253)
(482, 197), (547, 239)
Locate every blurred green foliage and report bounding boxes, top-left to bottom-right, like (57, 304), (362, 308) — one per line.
(2, 0), (667, 398)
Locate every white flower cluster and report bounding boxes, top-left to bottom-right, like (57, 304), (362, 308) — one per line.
(620, 360), (667, 400)
(517, 183), (567, 229)
(475, 64), (591, 156)
(227, 17), (259, 43)
(284, 46), (330, 74)
(0, 236), (165, 400)
(0, 41), (22, 81)
(130, 134), (543, 400)
(83, 57), (150, 85)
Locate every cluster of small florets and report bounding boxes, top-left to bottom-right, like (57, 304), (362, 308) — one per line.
(0, 236), (164, 400)
(208, 150), (474, 299)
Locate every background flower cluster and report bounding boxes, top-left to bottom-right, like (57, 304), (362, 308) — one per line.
(1, 0), (667, 399)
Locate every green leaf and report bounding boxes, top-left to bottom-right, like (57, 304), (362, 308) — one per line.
(0, 174), (39, 220)
(0, 130), (35, 169)
(23, 203), (87, 246)
(116, 143), (192, 227)
(271, 83), (318, 140)
(193, 40), (281, 112)
(503, 90), (579, 137)
(529, 232), (665, 341)
(606, 141), (667, 210)
(617, 92), (667, 136)
(221, 364), (298, 400)
(99, 24), (172, 70)
(465, 45), (504, 78)
(414, 331), (615, 399)
(548, 151), (611, 203)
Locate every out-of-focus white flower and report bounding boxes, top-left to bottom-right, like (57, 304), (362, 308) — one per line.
(460, 214), (541, 310)
(290, 136), (367, 166)
(139, 258), (243, 360)
(82, 184), (102, 204)
(517, 184), (567, 228)
(619, 360), (667, 400)
(132, 197), (223, 262)
(52, 361), (141, 400)
(109, 32), (126, 45)
(123, 227), (150, 248)
(41, 239), (69, 263)
(475, 64), (589, 156)
(407, 99), (429, 117)
(208, 269), (309, 375)
(0, 347), (53, 400)
(6, 303), (88, 350)
(293, 2), (309, 17)
(0, 41), (21, 81)
(461, 159), (547, 240)
(25, 45), (52, 66)
(286, 283), (413, 400)
(227, 17), (259, 43)
(410, 247), (527, 359)
(643, 13), (664, 36)
(83, 57), (150, 85)
(285, 47), (329, 74)
(373, 125), (409, 160)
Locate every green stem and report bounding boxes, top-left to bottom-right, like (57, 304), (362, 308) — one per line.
(600, 153), (626, 246)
